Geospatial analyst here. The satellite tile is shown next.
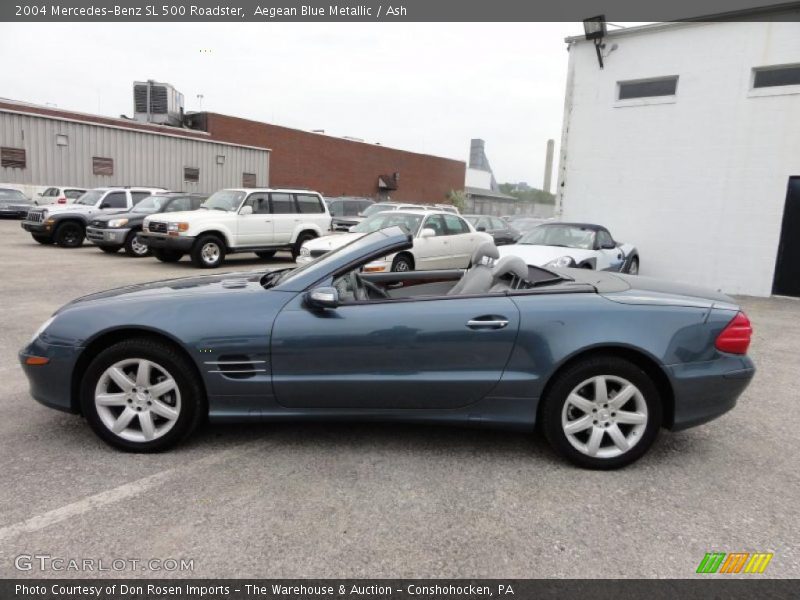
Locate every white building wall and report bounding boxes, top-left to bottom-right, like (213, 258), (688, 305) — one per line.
(557, 20), (800, 296)
(0, 110), (270, 195)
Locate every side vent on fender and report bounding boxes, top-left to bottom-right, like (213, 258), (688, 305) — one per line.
(205, 355), (267, 379)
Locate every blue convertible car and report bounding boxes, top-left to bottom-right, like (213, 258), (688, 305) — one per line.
(20, 227), (754, 468)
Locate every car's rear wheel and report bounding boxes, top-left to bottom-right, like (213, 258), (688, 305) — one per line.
(255, 250), (276, 259)
(54, 222), (84, 248)
(80, 339), (205, 452)
(292, 232), (316, 260)
(32, 235), (53, 245)
(153, 249), (183, 263)
(191, 235), (226, 268)
(391, 254), (414, 272)
(99, 245), (121, 254)
(124, 231), (151, 257)
(540, 355), (661, 469)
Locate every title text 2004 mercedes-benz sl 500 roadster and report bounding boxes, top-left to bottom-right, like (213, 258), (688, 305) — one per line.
(19, 227), (755, 469)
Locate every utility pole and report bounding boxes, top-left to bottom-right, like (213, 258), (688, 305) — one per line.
(543, 139), (554, 193)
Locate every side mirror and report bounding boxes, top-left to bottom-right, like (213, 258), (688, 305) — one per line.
(601, 241), (616, 250)
(420, 227), (436, 238)
(99, 202), (110, 209)
(477, 226), (486, 232)
(306, 286), (340, 309)
(239, 205), (253, 216)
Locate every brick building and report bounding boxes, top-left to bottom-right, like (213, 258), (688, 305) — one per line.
(188, 112), (465, 203)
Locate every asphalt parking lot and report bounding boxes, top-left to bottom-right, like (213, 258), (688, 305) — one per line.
(0, 217), (798, 579)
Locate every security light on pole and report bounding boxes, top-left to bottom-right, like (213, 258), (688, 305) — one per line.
(583, 15), (607, 69)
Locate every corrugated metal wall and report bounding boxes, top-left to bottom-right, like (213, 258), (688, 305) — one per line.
(0, 111), (269, 193)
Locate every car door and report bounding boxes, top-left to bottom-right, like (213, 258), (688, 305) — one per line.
(237, 192), (273, 246)
(270, 293), (520, 409)
(414, 214), (450, 269)
(443, 214), (479, 267)
(596, 229), (624, 271)
(270, 192), (297, 243)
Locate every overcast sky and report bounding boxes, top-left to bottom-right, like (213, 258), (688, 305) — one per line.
(1, 22), (599, 188)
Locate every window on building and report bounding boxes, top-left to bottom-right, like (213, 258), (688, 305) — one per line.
(56, 134), (69, 147)
(270, 193), (296, 214)
(1, 147), (26, 169)
(242, 173), (257, 188)
(753, 64), (800, 89)
(618, 76), (678, 100)
(184, 167), (200, 183)
(295, 194), (324, 214)
(93, 157), (113, 176)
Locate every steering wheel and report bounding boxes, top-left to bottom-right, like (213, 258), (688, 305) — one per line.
(351, 271), (390, 300)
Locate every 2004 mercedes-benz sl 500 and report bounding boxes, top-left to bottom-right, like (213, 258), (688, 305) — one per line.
(20, 226), (755, 469)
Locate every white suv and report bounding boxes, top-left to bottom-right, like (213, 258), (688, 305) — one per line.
(140, 188), (331, 268)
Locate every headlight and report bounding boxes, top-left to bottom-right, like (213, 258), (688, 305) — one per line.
(30, 316), (55, 343)
(167, 222), (189, 232)
(107, 218), (129, 228)
(300, 247), (310, 256)
(544, 256), (576, 268)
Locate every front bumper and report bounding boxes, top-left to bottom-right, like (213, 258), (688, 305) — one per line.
(19, 339), (82, 414)
(668, 355), (755, 431)
(138, 232), (196, 252)
(86, 226), (131, 246)
(21, 220), (51, 235)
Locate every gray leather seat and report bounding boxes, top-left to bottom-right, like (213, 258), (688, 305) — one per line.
(448, 242), (500, 295)
(489, 256), (529, 293)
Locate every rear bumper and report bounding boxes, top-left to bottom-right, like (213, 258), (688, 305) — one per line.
(138, 232), (195, 251)
(86, 226), (131, 246)
(667, 355), (755, 431)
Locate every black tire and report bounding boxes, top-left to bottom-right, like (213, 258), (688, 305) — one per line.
(191, 234), (226, 268)
(255, 250), (276, 259)
(391, 254), (414, 272)
(124, 230), (151, 258)
(80, 338), (205, 452)
(627, 257), (639, 275)
(99, 245), (121, 254)
(291, 232), (317, 260)
(540, 355), (662, 470)
(32, 234), (54, 245)
(153, 249), (183, 263)
(54, 222), (84, 248)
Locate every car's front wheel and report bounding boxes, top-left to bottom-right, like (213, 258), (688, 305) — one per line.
(191, 235), (226, 268)
(54, 222), (84, 248)
(391, 254), (414, 272)
(124, 231), (151, 257)
(540, 355), (662, 469)
(80, 339), (205, 452)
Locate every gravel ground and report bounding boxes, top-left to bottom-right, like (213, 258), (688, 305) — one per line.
(0, 218), (797, 578)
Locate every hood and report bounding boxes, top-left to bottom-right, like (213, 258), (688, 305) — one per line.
(145, 209), (218, 224)
(90, 210), (153, 224)
(304, 231), (366, 252)
(34, 204), (95, 215)
(498, 244), (597, 266)
(58, 270), (269, 312)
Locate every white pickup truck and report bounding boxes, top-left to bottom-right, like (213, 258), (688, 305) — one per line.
(139, 188), (331, 268)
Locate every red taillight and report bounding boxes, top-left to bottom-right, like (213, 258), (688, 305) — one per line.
(57, 197), (67, 204)
(715, 312), (752, 355)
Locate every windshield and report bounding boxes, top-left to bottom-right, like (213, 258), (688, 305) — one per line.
(132, 195), (169, 213)
(201, 190), (246, 212)
(74, 190), (104, 206)
(361, 203), (395, 217)
(518, 225), (596, 250)
(0, 189), (29, 202)
(352, 212), (423, 235)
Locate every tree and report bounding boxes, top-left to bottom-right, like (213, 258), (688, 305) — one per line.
(446, 189), (467, 212)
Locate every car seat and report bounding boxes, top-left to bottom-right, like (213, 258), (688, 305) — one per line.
(488, 255), (529, 293)
(448, 242), (500, 295)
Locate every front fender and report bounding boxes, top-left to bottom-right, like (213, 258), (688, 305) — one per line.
(192, 225), (235, 247)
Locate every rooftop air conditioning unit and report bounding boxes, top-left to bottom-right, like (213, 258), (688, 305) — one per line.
(133, 80), (184, 126)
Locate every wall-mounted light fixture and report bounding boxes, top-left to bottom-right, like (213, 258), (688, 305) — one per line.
(583, 15), (607, 69)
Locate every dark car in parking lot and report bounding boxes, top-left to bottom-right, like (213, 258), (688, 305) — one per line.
(20, 227), (754, 469)
(463, 214), (520, 245)
(0, 188), (34, 218)
(86, 192), (208, 257)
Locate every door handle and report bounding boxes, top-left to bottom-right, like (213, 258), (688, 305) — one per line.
(467, 318), (509, 330)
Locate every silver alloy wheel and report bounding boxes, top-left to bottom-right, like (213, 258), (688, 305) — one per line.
(94, 358), (181, 443)
(130, 235), (149, 256)
(201, 242), (220, 265)
(394, 259), (410, 272)
(561, 375), (648, 459)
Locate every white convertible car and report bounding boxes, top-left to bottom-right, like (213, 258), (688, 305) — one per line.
(297, 209), (493, 272)
(498, 222), (639, 274)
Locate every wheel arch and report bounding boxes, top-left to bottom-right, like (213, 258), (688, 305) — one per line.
(70, 327), (207, 415)
(292, 226), (322, 243)
(194, 228), (232, 249)
(536, 344), (675, 428)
